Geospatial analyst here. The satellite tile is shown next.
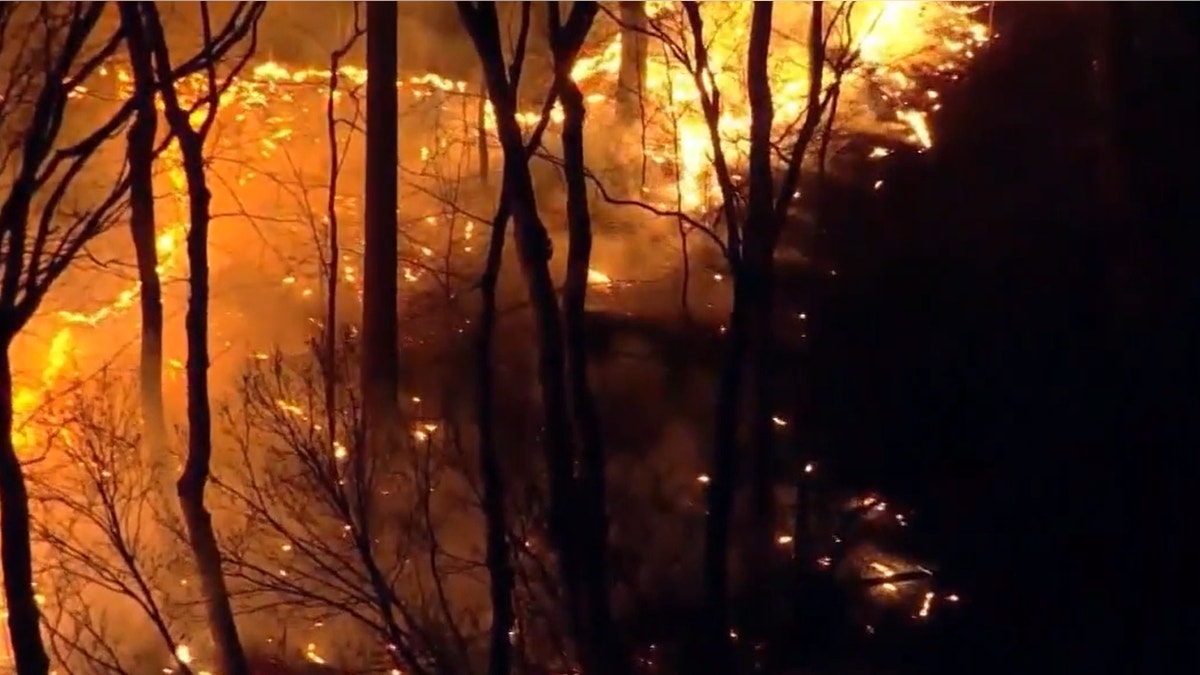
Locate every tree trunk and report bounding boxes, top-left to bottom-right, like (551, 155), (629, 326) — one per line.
(136, 7), (264, 671)
(497, 142), (582, 636)
(741, 1), (782, 598)
(128, 117), (169, 459)
(558, 65), (626, 675)
(700, 5), (779, 665)
(361, 0), (400, 430)
(702, 276), (750, 673)
(743, 253), (779, 616)
(616, 2), (647, 122)
(323, 37), (355, 449)
(741, 2), (835, 595)
(477, 76), (490, 184)
(175, 137), (251, 675)
(476, 201), (514, 675)
(137, 4), (251, 671)
(495, 77), (585, 675)
(0, 341), (50, 675)
(120, 3), (169, 468)
(460, 4), (611, 670)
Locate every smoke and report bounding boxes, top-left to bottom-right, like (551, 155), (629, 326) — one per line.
(156, 2), (478, 76)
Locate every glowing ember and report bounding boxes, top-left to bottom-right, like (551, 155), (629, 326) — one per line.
(869, 560), (901, 592)
(587, 268), (613, 286)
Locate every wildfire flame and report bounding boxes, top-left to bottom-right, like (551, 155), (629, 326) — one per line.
(12, 1), (988, 454)
(11, 1), (987, 611)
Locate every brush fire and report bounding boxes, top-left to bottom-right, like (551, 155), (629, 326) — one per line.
(1, 2), (990, 673)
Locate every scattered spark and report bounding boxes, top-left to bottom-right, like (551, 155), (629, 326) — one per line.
(917, 591), (935, 618)
(304, 643), (326, 665)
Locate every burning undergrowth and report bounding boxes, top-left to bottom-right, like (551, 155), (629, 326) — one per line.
(12, 1), (991, 445)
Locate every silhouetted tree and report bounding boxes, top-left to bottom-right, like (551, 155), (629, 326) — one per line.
(361, 0), (401, 432)
(474, 196), (516, 675)
(671, 2), (846, 667)
(320, 2), (364, 479)
(119, 4), (170, 464)
(549, 4), (628, 674)
(131, 3), (265, 674)
(456, 3), (627, 672)
(470, 17), (565, 675)
(220, 349), (475, 675)
(0, 4), (141, 672)
(30, 375), (195, 675)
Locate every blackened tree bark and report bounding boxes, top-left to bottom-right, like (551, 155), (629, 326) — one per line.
(0, 347), (47, 675)
(477, 76), (491, 183)
(476, 199), (515, 675)
(458, 2), (575, 615)
(457, 3), (622, 673)
(0, 5), (138, 673)
(361, 0), (401, 432)
(741, 1), (784, 596)
(677, 1), (835, 668)
(549, 4), (629, 674)
(119, 3), (170, 468)
(742, 0), (833, 645)
(474, 26), (563, 674)
(675, 3), (755, 669)
(139, 4), (264, 675)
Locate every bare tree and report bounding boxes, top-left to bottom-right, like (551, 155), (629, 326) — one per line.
(117, 1), (170, 471)
(127, 3), (266, 674)
(456, 3), (632, 673)
(361, 0), (400, 431)
(469, 21), (567, 675)
(0, 4), (142, 672)
(670, 3), (847, 666)
(29, 376), (194, 675)
(320, 1), (365, 479)
(572, 2), (854, 667)
(547, 4), (628, 674)
(473, 199), (517, 675)
(219, 348), (476, 675)
(456, 11), (579, 665)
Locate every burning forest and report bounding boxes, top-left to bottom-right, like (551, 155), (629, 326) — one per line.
(1, 2), (1190, 675)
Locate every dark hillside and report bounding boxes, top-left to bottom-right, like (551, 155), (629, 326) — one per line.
(808, 4), (1197, 672)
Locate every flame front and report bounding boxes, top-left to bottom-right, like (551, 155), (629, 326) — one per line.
(11, 2), (989, 457)
(563, 1), (989, 209)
